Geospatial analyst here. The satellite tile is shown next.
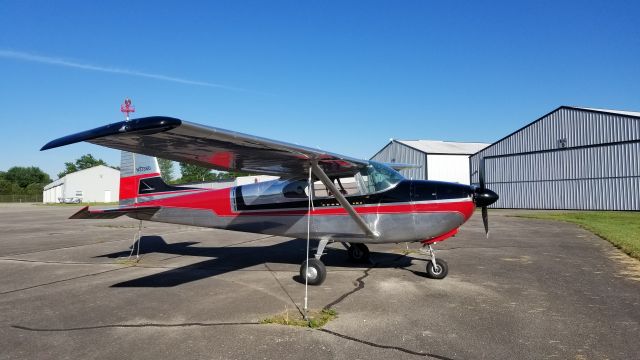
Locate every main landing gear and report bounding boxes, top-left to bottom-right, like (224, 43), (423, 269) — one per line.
(423, 244), (448, 279)
(300, 240), (371, 285)
(300, 238), (329, 286)
(346, 243), (370, 263)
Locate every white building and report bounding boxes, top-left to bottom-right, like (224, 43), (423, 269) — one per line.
(43, 165), (120, 203)
(371, 140), (489, 185)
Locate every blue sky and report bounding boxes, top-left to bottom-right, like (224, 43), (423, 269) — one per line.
(1, 0), (639, 179)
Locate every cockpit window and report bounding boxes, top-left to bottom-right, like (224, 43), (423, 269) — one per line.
(237, 161), (404, 208)
(355, 161), (404, 195)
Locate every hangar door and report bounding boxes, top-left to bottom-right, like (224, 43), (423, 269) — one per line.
(484, 142), (640, 210)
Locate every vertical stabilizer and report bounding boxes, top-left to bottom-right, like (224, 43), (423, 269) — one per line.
(119, 151), (162, 205)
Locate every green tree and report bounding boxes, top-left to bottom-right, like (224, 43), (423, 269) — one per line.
(58, 154), (108, 178)
(158, 158), (174, 182)
(5, 167), (52, 188)
(177, 163), (216, 183)
(24, 182), (47, 195)
(215, 171), (249, 180)
(0, 179), (13, 194)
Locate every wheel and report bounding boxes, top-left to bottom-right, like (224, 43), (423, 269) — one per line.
(347, 243), (370, 263)
(426, 259), (448, 279)
(300, 258), (326, 285)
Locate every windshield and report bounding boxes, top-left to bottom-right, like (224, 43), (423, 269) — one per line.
(354, 161), (405, 194)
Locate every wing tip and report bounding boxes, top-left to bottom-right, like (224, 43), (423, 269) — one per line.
(40, 116), (182, 151)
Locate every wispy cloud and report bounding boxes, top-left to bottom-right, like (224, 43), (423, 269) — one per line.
(0, 49), (245, 91)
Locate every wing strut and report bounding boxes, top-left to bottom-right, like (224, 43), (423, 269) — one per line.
(310, 161), (379, 239)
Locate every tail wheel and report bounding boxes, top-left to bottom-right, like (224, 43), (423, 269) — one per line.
(426, 259), (448, 279)
(347, 243), (370, 263)
(300, 258), (326, 285)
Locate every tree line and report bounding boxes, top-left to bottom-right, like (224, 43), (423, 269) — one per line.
(158, 158), (248, 184)
(0, 167), (51, 195)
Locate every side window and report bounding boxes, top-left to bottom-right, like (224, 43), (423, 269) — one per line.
(314, 177), (361, 198)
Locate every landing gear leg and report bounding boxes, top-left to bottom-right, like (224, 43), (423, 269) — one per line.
(424, 244), (448, 279)
(300, 238), (329, 285)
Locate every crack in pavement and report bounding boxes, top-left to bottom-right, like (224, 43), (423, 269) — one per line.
(11, 322), (260, 331)
(323, 253), (411, 309)
(11, 322), (454, 359)
(0, 258), (114, 266)
(0, 267), (126, 295)
(264, 263), (305, 317)
(318, 328), (455, 359)
(1, 228), (209, 257)
(2, 238), (131, 257)
(324, 268), (371, 309)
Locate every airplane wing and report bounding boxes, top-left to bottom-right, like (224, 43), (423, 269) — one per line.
(382, 162), (422, 171)
(41, 117), (368, 177)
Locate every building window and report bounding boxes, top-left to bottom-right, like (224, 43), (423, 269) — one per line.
(557, 138), (567, 148)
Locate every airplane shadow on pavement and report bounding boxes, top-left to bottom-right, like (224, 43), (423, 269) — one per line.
(96, 236), (415, 288)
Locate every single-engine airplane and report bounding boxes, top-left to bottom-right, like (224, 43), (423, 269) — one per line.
(42, 116), (498, 285)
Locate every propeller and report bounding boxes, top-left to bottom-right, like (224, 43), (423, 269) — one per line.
(474, 158), (499, 238)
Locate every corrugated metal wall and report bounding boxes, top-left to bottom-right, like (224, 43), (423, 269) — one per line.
(371, 141), (426, 180)
(470, 107), (640, 210)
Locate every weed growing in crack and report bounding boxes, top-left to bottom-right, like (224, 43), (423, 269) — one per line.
(260, 308), (337, 328)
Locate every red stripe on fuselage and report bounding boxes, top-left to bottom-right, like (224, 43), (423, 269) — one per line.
(136, 187), (476, 220)
(138, 187), (235, 215)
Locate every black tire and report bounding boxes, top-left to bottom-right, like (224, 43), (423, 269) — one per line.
(426, 259), (448, 279)
(347, 243), (370, 263)
(300, 258), (326, 285)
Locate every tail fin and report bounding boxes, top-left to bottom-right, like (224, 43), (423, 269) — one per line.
(119, 151), (164, 205)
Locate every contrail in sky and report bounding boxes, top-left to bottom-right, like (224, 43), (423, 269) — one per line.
(0, 49), (245, 91)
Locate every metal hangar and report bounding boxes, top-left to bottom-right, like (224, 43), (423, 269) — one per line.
(470, 106), (640, 210)
(371, 140), (489, 184)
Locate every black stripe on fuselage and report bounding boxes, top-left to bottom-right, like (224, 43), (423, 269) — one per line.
(138, 176), (200, 195)
(234, 180), (473, 211)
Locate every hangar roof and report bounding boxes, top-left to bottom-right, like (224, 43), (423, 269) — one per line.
(574, 106), (640, 118)
(469, 105), (640, 158)
(396, 140), (489, 155)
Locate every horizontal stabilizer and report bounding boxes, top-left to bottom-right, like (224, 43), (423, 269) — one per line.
(69, 206), (161, 219)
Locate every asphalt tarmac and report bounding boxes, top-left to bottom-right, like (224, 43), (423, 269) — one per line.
(0, 204), (638, 359)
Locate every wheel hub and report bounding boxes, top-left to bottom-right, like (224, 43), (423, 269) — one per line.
(432, 265), (442, 275)
(306, 266), (318, 280)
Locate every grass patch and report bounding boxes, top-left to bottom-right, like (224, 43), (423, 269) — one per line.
(260, 308), (337, 328)
(114, 258), (141, 266)
(514, 211), (640, 260)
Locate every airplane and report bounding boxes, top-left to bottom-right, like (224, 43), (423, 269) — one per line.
(41, 116), (498, 285)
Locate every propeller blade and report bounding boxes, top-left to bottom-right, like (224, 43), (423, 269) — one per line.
(482, 206), (489, 238)
(479, 158), (485, 190)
